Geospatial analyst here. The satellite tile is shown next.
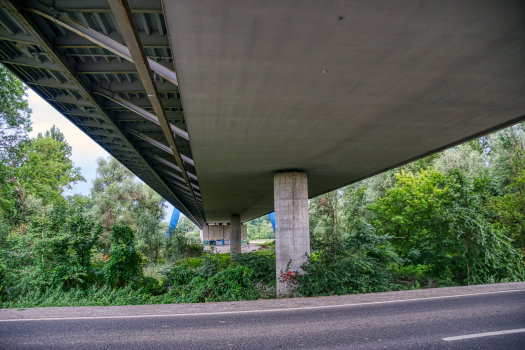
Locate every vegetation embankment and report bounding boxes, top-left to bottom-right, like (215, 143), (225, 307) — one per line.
(0, 64), (524, 308)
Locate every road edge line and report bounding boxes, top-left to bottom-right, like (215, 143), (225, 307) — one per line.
(443, 328), (525, 341)
(1, 288), (524, 322)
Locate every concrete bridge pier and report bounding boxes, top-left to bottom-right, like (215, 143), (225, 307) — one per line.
(230, 214), (241, 258)
(274, 172), (310, 296)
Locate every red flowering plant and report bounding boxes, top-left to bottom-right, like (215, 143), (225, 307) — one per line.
(278, 260), (299, 286)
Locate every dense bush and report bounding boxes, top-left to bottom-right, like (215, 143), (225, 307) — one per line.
(161, 260), (260, 303)
(1, 285), (158, 308)
(232, 251), (276, 284)
(371, 169), (525, 285)
(103, 225), (142, 287)
(297, 229), (402, 296)
(6, 200), (101, 292)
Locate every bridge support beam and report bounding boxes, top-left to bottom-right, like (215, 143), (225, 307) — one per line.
(274, 172), (310, 296)
(230, 214), (241, 258)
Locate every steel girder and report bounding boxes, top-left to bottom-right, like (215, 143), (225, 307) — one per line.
(0, 0), (205, 226)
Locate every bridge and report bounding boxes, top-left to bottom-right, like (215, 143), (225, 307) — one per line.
(1, 0), (524, 294)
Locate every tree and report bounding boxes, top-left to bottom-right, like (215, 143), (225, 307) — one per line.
(0, 64), (32, 242)
(89, 157), (168, 259)
(15, 127), (84, 204)
(89, 157), (136, 229)
(309, 191), (342, 241)
(0, 126), (84, 233)
(103, 226), (142, 287)
(370, 168), (524, 285)
(6, 197), (101, 292)
(490, 170), (525, 250)
(131, 185), (166, 260)
(246, 216), (274, 240)
(0, 64), (32, 160)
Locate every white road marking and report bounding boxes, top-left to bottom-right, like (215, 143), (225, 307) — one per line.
(443, 328), (525, 341)
(0, 288), (524, 322)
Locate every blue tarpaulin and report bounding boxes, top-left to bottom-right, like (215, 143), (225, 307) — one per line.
(166, 208), (180, 237)
(268, 212), (275, 232)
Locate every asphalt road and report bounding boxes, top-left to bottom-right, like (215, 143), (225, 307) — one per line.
(1, 290), (524, 349)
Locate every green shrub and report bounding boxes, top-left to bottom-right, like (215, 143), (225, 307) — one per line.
(161, 265), (198, 289)
(164, 266), (260, 303)
(164, 228), (203, 260)
(139, 276), (165, 295)
(4, 201), (101, 293)
(103, 226), (142, 287)
(1, 285), (158, 308)
(232, 251), (275, 284)
(297, 231), (402, 296)
(160, 258), (260, 303)
(198, 266), (260, 302)
(196, 253), (221, 278)
(0, 256), (5, 298)
(393, 264), (431, 283)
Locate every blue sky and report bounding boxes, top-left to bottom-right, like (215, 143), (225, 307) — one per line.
(27, 90), (174, 222)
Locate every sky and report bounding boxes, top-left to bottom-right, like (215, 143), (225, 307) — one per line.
(27, 90), (175, 222)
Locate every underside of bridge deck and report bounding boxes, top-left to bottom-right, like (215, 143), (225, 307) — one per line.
(164, 0), (525, 223)
(1, 0), (524, 227)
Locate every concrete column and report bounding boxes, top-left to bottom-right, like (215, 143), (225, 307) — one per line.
(274, 172), (310, 296)
(230, 214), (241, 258)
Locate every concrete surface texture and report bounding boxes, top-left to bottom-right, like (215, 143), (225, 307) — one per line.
(274, 172), (310, 296)
(1, 283), (525, 349)
(163, 0), (525, 223)
(230, 214), (242, 256)
(200, 225), (247, 243)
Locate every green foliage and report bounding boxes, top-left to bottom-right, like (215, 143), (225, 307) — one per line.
(197, 266), (260, 302)
(1, 285), (157, 308)
(310, 190), (342, 240)
(139, 276), (165, 295)
(195, 253), (223, 278)
(370, 168), (525, 285)
(15, 127), (84, 205)
(1, 198), (101, 305)
(161, 264), (260, 303)
(232, 251), (276, 284)
(0, 126), (84, 235)
(89, 157), (136, 230)
(103, 226), (142, 287)
(297, 230), (402, 296)
(7, 199), (101, 290)
(164, 224), (203, 260)
(0, 254), (5, 296)
(88, 157), (169, 260)
(161, 265), (199, 288)
(0, 64), (32, 160)
(392, 264), (431, 285)
(246, 215), (274, 239)
(490, 169), (525, 249)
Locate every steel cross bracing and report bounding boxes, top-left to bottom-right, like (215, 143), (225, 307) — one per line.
(0, 0), (205, 226)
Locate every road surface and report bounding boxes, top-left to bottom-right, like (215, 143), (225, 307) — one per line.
(1, 288), (524, 349)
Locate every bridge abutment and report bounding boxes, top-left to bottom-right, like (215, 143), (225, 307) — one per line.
(274, 172), (310, 296)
